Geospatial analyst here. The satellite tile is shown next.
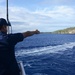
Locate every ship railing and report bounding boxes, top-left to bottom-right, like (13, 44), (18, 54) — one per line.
(18, 61), (26, 75)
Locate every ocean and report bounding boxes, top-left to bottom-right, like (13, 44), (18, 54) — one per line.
(15, 34), (75, 75)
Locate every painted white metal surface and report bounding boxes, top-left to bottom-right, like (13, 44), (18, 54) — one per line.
(18, 61), (26, 75)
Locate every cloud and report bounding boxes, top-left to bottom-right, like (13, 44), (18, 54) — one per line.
(40, 0), (75, 6)
(35, 6), (75, 18)
(0, 6), (6, 18)
(34, 6), (75, 24)
(0, 5), (75, 32)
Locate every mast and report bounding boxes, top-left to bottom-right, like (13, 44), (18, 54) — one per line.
(6, 0), (12, 34)
(6, 0), (9, 21)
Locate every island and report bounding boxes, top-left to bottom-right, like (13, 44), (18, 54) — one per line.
(52, 27), (75, 34)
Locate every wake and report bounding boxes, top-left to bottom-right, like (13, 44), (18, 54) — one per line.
(16, 42), (75, 56)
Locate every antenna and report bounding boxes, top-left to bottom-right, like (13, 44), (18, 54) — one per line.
(6, 0), (8, 21)
(6, 0), (12, 34)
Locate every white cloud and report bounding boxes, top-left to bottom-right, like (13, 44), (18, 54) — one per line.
(0, 6), (6, 18)
(34, 6), (75, 20)
(0, 5), (75, 32)
(40, 0), (75, 6)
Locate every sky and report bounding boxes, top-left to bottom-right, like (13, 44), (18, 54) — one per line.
(0, 0), (75, 33)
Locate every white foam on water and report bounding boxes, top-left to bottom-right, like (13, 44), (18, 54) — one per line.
(33, 73), (48, 75)
(16, 42), (75, 56)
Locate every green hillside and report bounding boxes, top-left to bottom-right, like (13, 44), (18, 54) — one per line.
(52, 27), (75, 34)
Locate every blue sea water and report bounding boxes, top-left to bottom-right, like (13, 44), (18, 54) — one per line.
(15, 34), (75, 75)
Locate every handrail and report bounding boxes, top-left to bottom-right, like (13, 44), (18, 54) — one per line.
(18, 61), (26, 75)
